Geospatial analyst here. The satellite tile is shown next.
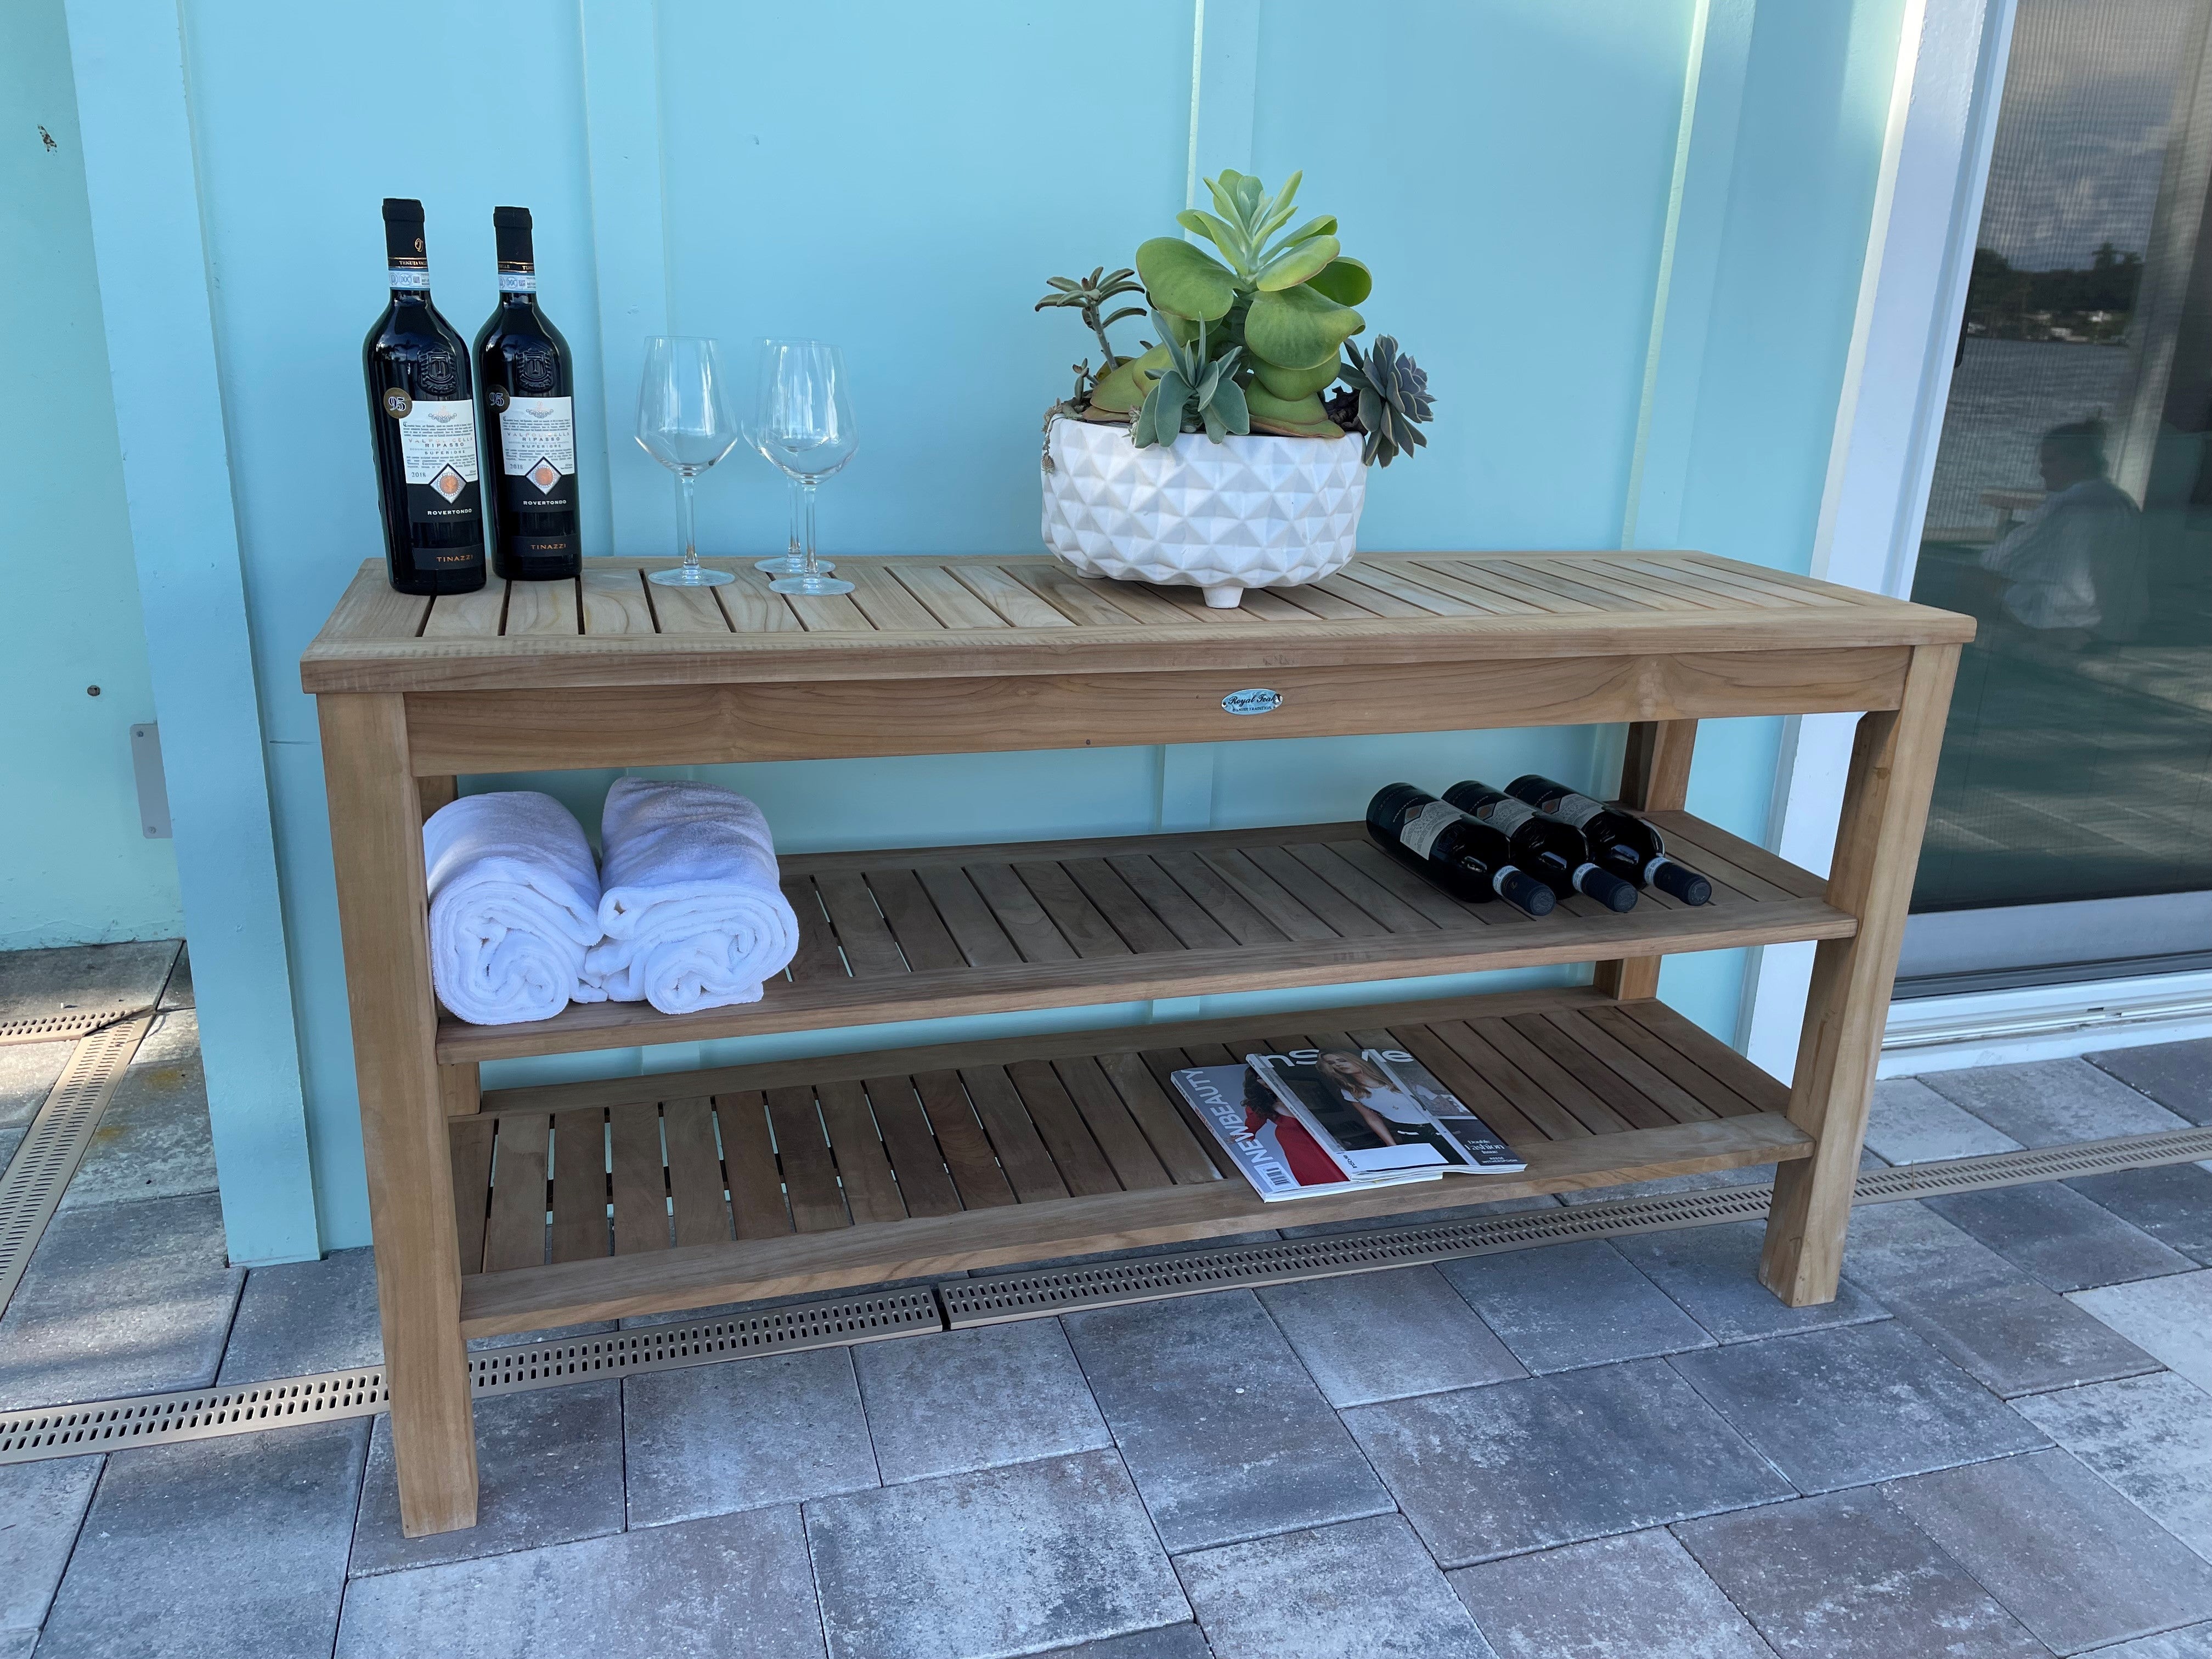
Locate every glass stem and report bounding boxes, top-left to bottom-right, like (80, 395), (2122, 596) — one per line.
(676, 469), (700, 575)
(786, 477), (804, 563)
(799, 478), (821, 578)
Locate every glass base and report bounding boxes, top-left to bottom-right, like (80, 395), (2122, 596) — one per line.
(648, 565), (735, 587)
(755, 554), (832, 575)
(770, 573), (855, 596)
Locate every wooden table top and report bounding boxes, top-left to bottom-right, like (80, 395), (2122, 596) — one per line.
(299, 551), (1974, 695)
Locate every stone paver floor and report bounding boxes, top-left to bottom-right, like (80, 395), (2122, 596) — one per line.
(3, 941), (2211, 1657)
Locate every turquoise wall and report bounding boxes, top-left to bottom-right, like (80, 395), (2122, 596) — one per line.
(1, 0), (181, 951)
(44, 0), (1910, 1254)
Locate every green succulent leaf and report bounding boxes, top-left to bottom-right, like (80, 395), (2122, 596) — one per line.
(1210, 375), (1250, 435)
(1305, 256), (1372, 306)
(1088, 341), (1171, 413)
(1136, 237), (1236, 322)
(1233, 172), (1264, 221)
(1245, 284), (1364, 370)
(1261, 215), (1338, 261)
(1175, 208), (1249, 267)
(1252, 356), (1342, 399)
(1244, 383), (1330, 426)
(1254, 233), (1341, 292)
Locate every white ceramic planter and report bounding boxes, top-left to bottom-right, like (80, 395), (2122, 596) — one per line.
(1041, 415), (1367, 608)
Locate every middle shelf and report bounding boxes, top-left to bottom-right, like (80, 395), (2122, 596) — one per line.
(436, 808), (1852, 1063)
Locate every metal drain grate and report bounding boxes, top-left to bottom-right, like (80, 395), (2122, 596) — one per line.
(0, 1286), (941, 1465)
(939, 1126), (2212, 1325)
(5, 1126), (2208, 1465)
(0, 1008), (148, 1048)
(0, 1015), (154, 1318)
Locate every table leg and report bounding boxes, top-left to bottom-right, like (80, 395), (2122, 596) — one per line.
(319, 693), (479, 1534)
(1594, 718), (1697, 1000)
(1760, 644), (1959, 1306)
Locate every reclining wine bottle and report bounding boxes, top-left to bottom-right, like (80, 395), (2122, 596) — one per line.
(1440, 780), (1638, 912)
(1365, 784), (1555, 917)
(1502, 774), (1713, 905)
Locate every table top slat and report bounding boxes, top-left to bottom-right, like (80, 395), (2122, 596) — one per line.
(302, 552), (1973, 693)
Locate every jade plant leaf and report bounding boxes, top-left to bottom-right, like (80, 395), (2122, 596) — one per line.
(1254, 234), (1341, 292)
(1306, 256), (1372, 306)
(1136, 236), (1236, 321)
(1175, 209), (1249, 268)
(1252, 356), (1342, 399)
(1245, 284), (1364, 370)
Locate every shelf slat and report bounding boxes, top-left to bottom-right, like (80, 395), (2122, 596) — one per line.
(435, 811), (1849, 1063)
(452, 986), (1812, 1336)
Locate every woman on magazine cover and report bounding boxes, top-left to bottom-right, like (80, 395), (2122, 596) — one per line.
(1242, 1068), (1342, 1187)
(1316, 1050), (1460, 1163)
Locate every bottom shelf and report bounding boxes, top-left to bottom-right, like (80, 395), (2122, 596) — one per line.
(452, 985), (1811, 1338)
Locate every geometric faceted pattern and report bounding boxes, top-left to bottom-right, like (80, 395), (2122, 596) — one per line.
(1042, 415), (1368, 607)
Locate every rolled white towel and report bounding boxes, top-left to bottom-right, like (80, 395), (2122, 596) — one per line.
(424, 792), (603, 1026)
(580, 778), (800, 1015)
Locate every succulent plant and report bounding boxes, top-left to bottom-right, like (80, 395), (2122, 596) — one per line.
(1131, 317), (1250, 446)
(1333, 336), (1434, 466)
(1038, 169), (1435, 462)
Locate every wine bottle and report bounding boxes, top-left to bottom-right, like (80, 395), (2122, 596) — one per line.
(363, 199), (486, 595)
(1364, 784), (1555, 917)
(1442, 780), (1639, 912)
(1503, 774), (1714, 905)
(475, 206), (581, 580)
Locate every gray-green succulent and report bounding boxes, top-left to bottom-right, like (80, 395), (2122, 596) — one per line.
(1040, 168), (1435, 462)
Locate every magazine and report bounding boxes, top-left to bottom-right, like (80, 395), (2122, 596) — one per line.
(1170, 1045), (1526, 1201)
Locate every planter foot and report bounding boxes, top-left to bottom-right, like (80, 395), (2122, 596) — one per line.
(1201, 584), (1244, 609)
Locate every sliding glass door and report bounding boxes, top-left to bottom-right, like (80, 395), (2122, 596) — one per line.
(1901, 0), (2212, 994)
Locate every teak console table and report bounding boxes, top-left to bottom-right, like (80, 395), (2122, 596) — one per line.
(302, 550), (1969, 1536)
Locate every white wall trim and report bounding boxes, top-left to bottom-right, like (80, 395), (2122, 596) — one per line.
(1740, 0), (2017, 1080)
(1880, 968), (2212, 1076)
(62, 0), (319, 1262)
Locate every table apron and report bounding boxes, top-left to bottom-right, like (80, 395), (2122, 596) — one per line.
(400, 646), (1910, 774)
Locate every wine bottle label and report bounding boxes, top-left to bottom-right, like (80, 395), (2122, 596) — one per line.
(499, 396), (575, 494)
(1399, 801), (1471, 861)
(496, 270), (538, 292)
(397, 399), (479, 499)
(1472, 797), (1538, 835)
(388, 266), (431, 291)
(1547, 791), (1606, 830)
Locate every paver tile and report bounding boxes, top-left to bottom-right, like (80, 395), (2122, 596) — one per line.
(351, 1379), (624, 1575)
(855, 1319), (1109, 1485)
(1675, 1490), (2049, 1658)
(0, 940), (178, 1029)
(0, 1190), (240, 1408)
(0, 1455), (100, 1636)
(1928, 1181), (2193, 1292)
(2078, 1625), (2212, 1657)
(336, 1502), (825, 1659)
(1668, 1321), (2047, 1493)
(624, 1346), (877, 1526)
(1177, 1513), (1497, 1658)
(219, 1245), (382, 1381)
(1343, 1357), (1792, 1566)
(1863, 1077), (2025, 1164)
(2015, 1370), (2212, 1562)
(2068, 1164), (2212, 1265)
(1617, 1221), (1888, 1342)
(1038, 1627), (1213, 1658)
(2071, 1269), (2212, 1391)
(1448, 1527), (1778, 1658)
(1437, 1239), (1713, 1373)
(0, 1040), (69, 1134)
(1063, 1292), (1391, 1552)
(0, 1629), (32, 1659)
(58, 1011), (217, 1211)
(1884, 1448), (2212, 1654)
(1842, 1202), (2159, 1397)
(1273, 1192), (1560, 1238)
(806, 1450), (1188, 1659)
(1256, 1265), (1524, 1406)
(2087, 1037), (2212, 1125)
(38, 1419), (366, 1659)
(1922, 1057), (2192, 1144)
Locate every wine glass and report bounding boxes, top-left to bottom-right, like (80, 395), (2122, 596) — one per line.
(748, 340), (857, 596)
(635, 336), (741, 586)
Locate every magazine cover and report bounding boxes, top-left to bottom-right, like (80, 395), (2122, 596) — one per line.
(1169, 1063), (1367, 1200)
(1360, 1048), (1528, 1172)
